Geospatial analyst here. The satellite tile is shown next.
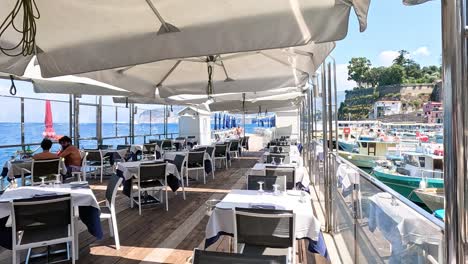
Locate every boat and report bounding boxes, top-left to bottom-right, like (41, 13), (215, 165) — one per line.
(413, 188), (445, 212)
(372, 152), (444, 204)
(339, 138), (397, 168)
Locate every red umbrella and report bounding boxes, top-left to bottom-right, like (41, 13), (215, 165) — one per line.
(42, 100), (57, 139)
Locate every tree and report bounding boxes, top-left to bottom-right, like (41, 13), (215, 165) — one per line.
(365, 67), (385, 87)
(379, 65), (405, 85)
(347, 57), (371, 87)
(393, 50), (410, 66)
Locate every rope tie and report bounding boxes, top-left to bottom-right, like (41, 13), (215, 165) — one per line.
(0, 0), (40, 56)
(206, 56), (215, 97)
(9, 75), (17, 95)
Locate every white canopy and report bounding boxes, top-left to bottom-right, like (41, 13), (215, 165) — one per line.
(208, 97), (303, 113)
(80, 42), (335, 98)
(0, 1), (368, 77)
(112, 96), (167, 105)
(0, 62), (130, 96)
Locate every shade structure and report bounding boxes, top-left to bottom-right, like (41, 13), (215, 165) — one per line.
(112, 96), (167, 105)
(0, 61), (130, 96)
(0, 1), (368, 77)
(213, 113), (218, 130)
(78, 42), (335, 98)
(209, 97), (303, 114)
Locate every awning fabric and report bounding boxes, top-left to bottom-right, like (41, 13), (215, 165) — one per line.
(0, 1), (368, 77)
(209, 97), (303, 113)
(0, 63), (130, 96)
(79, 42), (335, 98)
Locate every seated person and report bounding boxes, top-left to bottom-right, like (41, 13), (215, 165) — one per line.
(33, 139), (59, 160)
(58, 136), (82, 177)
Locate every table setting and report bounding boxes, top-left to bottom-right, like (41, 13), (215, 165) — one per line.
(0, 182), (102, 251)
(204, 189), (327, 258)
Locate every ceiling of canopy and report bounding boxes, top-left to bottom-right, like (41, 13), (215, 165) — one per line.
(0, 0), (369, 77)
(79, 42), (335, 98)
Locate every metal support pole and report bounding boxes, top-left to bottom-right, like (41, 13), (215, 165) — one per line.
(333, 60), (338, 152)
(130, 104), (135, 144)
(96, 96), (103, 146)
(321, 64), (331, 232)
(327, 62), (334, 233)
(442, 0), (466, 262)
(149, 109), (153, 135)
(69, 95), (73, 139)
(74, 97), (80, 148)
(20, 97), (25, 152)
(115, 106), (118, 137)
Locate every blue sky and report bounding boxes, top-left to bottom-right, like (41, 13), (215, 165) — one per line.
(0, 1), (442, 121)
(333, 0), (441, 91)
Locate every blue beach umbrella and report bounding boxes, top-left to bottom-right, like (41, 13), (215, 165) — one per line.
(214, 113), (218, 130)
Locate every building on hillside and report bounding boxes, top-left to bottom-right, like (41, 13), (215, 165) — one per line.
(373, 101), (402, 119)
(423, 101), (443, 123)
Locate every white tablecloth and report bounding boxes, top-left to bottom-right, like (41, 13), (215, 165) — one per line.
(368, 192), (443, 263)
(116, 161), (180, 180)
(0, 184), (99, 219)
(206, 189), (321, 241)
(129, 144), (161, 154)
(3, 159), (68, 179)
(263, 145), (302, 166)
(250, 163), (309, 188)
(102, 149), (128, 159)
(337, 164), (360, 189)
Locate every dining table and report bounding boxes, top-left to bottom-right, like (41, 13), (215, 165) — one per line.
(2, 158), (67, 179)
(116, 160), (182, 198)
(249, 163), (309, 190)
(204, 189), (328, 258)
(0, 183), (102, 260)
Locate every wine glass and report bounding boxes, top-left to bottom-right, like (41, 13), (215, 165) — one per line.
(39, 176), (47, 187)
(257, 181), (264, 194)
(270, 157), (276, 165)
(279, 157), (284, 165)
(272, 184), (280, 196)
(55, 174), (61, 185)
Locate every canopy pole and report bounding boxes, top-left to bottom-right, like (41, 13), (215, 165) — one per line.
(144, 0), (180, 33)
(442, 0), (466, 262)
(97, 96), (103, 146)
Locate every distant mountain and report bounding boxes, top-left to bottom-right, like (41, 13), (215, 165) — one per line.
(137, 108), (180, 123)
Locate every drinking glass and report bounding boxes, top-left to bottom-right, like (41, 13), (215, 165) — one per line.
(39, 176), (47, 187)
(55, 174), (61, 185)
(257, 181), (264, 194)
(280, 157), (284, 165)
(272, 184), (280, 195)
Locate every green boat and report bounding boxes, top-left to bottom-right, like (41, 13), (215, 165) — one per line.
(372, 152), (444, 204)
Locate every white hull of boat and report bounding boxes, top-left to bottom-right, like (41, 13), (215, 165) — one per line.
(413, 188), (444, 212)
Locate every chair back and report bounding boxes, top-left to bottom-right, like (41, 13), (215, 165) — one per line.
(242, 136), (249, 147)
(247, 175), (286, 192)
(214, 144), (228, 157)
(117, 145), (131, 150)
(154, 140), (163, 147)
(265, 167), (295, 190)
(192, 249), (287, 264)
(148, 139), (157, 144)
(98, 145), (112, 150)
(234, 208), (294, 249)
(162, 140), (173, 150)
(206, 147), (215, 158)
(176, 137), (186, 140)
(229, 140), (239, 151)
(142, 144), (156, 155)
(138, 163), (167, 185)
(266, 154), (290, 164)
(31, 159), (61, 183)
(187, 136), (196, 139)
(196, 147), (207, 152)
(86, 149), (103, 162)
(188, 151), (205, 167)
(172, 154), (186, 173)
(11, 194), (72, 245)
(105, 174), (123, 206)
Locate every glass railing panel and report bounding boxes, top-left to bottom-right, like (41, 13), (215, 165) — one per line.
(331, 153), (444, 264)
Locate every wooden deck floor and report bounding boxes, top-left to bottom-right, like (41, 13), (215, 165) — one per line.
(0, 151), (328, 264)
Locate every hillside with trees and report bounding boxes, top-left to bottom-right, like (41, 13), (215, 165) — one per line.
(338, 50), (441, 120)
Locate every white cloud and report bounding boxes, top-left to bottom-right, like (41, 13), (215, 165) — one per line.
(412, 46), (430, 57)
(335, 63), (356, 91)
(378, 50), (400, 66)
